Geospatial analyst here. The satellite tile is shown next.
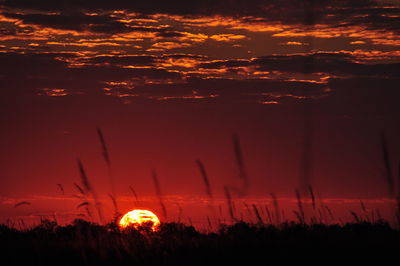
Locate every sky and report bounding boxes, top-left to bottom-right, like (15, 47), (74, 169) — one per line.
(0, 0), (400, 226)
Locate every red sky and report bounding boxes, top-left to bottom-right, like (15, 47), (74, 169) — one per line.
(0, 0), (399, 227)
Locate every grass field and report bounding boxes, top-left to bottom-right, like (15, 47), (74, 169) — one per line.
(1, 218), (399, 266)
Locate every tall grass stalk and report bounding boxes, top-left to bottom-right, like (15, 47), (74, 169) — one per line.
(265, 205), (273, 224)
(252, 204), (263, 224)
(224, 186), (235, 222)
(195, 160), (213, 199)
(381, 132), (394, 196)
(129, 185), (139, 207)
(270, 193), (280, 225)
(96, 128), (117, 206)
(243, 202), (252, 217)
(57, 184), (65, 195)
(396, 161), (400, 226)
(14, 201), (31, 208)
(108, 194), (121, 221)
(77, 159), (104, 224)
(308, 185), (316, 210)
(151, 169), (167, 219)
(360, 200), (370, 222)
(296, 189), (305, 224)
(232, 134), (249, 196)
(74, 183), (85, 195)
(350, 211), (361, 223)
(77, 202), (89, 209)
(176, 203), (183, 223)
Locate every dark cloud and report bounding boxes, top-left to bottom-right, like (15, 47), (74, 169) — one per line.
(186, 77), (325, 96)
(318, 76), (400, 117)
(199, 52), (400, 78)
(2, 0), (398, 36)
(0, 52), (181, 95)
(156, 31), (185, 38)
(81, 55), (157, 66)
(323, 6), (400, 34)
(103, 76), (328, 103)
(0, 27), (18, 36)
(2, 12), (132, 34)
(1, 49), (398, 108)
(162, 54), (206, 59)
(2, 1), (393, 24)
(1, 12), (178, 34)
(77, 54), (206, 67)
(111, 75), (400, 112)
(4, 0), (264, 15)
(0, 52), (71, 78)
(1, 0), (379, 16)
(0, 51), (328, 102)
(68, 65), (181, 81)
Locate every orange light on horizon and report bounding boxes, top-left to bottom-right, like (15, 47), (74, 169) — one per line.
(119, 209), (160, 231)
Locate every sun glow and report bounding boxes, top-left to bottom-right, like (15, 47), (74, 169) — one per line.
(119, 209), (160, 231)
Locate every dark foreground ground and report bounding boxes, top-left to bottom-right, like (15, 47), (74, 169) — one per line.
(1, 219), (399, 266)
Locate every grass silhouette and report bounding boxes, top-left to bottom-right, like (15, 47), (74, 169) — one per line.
(0, 219), (399, 266)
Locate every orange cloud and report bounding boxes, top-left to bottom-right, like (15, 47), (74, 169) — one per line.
(149, 94), (219, 101)
(350, 41), (366, 45)
(37, 88), (68, 97)
(260, 100), (279, 104)
(152, 42), (192, 49)
(371, 39), (400, 46)
(272, 24), (400, 49)
(156, 57), (201, 68)
(273, 25), (352, 38)
(46, 41), (127, 47)
(343, 49), (400, 62)
(111, 31), (158, 41)
(280, 41), (308, 46)
(209, 34), (248, 42)
(167, 15), (285, 32)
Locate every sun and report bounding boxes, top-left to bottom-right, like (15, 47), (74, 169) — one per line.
(119, 209), (160, 231)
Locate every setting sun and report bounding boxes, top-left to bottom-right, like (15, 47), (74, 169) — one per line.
(119, 209), (160, 231)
